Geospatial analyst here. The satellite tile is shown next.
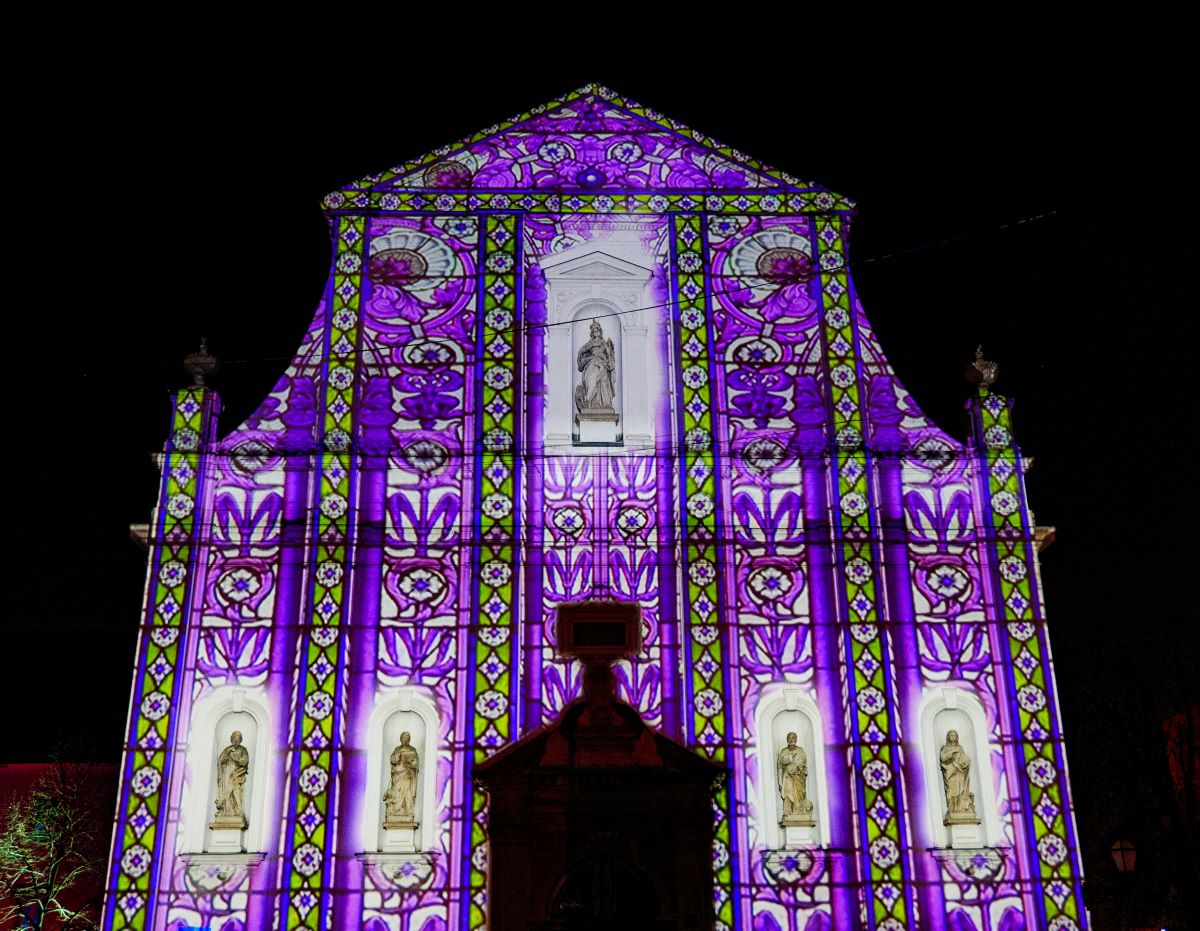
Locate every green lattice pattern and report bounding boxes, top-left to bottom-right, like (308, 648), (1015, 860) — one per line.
(468, 213), (520, 931)
(327, 190), (853, 216)
(673, 213), (734, 929)
(111, 387), (209, 930)
(283, 214), (364, 930)
(978, 388), (1083, 927)
(817, 216), (912, 930)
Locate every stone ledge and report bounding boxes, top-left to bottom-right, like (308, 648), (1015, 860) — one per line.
(927, 845), (1009, 880)
(761, 847), (848, 885)
(356, 851), (439, 890)
(180, 852), (267, 892)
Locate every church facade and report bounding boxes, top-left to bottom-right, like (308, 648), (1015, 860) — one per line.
(106, 86), (1088, 931)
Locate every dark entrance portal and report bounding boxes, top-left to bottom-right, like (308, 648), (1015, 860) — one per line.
(473, 602), (723, 931)
(550, 856), (661, 922)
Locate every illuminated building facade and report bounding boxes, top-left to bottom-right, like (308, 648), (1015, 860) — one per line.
(106, 85), (1088, 930)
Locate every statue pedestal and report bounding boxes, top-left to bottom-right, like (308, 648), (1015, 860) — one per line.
(381, 821), (419, 853)
(358, 852), (437, 889)
(207, 817), (247, 853)
(945, 818), (983, 848)
(182, 852), (265, 892)
(575, 411), (620, 445)
(781, 818), (817, 848)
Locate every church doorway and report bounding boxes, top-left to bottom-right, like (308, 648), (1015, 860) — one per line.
(543, 856), (666, 929)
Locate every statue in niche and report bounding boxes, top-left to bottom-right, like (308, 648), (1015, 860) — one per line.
(777, 732), (815, 825)
(575, 320), (617, 415)
(939, 730), (980, 824)
(384, 732), (420, 827)
(211, 731), (249, 828)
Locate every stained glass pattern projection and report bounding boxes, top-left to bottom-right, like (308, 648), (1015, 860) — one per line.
(105, 83), (1088, 931)
(672, 212), (737, 929)
(975, 387), (1086, 930)
(108, 387), (215, 931)
(281, 214), (364, 930)
(817, 215), (916, 930)
(466, 212), (521, 930)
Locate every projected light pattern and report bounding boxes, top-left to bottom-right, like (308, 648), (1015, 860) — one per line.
(107, 83), (1087, 931)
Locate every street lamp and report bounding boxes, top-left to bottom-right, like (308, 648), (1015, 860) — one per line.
(1110, 838), (1136, 931)
(1110, 838), (1136, 873)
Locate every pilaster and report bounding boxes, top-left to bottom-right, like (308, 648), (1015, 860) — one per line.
(106, 385), (221, 930)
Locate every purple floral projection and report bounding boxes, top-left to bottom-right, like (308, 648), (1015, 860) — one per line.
(106, 85), (1087, 931)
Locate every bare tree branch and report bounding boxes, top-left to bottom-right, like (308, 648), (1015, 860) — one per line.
(0, 756), (109, 931)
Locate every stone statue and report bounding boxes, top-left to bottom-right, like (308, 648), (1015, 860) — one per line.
(212, 731), (249, 827)
(575, 320), (617, 414)
(939, 730), (980, 823)
(384, 732), (420, 827)
(777, 732), (815, 825)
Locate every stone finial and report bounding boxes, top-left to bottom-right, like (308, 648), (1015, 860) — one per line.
(965, 346), (999, 387)
(184, 338), (220, 386)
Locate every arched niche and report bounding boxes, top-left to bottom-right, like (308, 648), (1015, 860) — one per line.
(919, 687), (1002, 848)
(183, 688), (271, 854)
(754, 688), (831, 848)
(537, 239), (659, 453)
(363, 690), (440, 853)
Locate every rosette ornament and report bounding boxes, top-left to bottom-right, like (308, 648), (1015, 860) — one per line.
(367, 229), (459, 299)
(728, 228), (814, 298)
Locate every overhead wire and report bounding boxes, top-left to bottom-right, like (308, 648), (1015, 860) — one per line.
(125, 209), (1048, 547)
(184, 208), (1059, 368)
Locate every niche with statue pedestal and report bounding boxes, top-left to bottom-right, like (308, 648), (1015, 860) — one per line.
(755, 688), (831, 850)
(363, 690), (440, 855)
(182, 688), (272, 859)
(919, 688), (1002, 849)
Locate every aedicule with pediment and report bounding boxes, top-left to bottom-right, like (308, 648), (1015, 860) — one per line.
(537, 230), (664, 450)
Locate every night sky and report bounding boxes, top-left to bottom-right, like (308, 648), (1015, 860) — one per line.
(13, 54), (1195, 912)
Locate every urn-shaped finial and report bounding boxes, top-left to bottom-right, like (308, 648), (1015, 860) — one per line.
(965, 346), (999, 387)
(183, 338), (220, 386)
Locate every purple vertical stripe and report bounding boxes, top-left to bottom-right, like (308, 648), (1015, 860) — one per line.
(803, 460), (857, 924)
(521, 258), (545, 732)
(651, 262), (682, 739)
(459, 216), (490, 929)
(878, 452), (947, 929)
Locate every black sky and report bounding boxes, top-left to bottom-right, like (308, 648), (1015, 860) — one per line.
(11, 48), (1195, 899)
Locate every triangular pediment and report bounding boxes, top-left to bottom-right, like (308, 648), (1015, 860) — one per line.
(336, 84), (841, 198)
(541, 249), (651, 281)
(557, 261), (642, 279)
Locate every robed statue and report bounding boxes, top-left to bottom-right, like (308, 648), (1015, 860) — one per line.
(212, 731), (250, 827)
(777, 732), (815, 825)
(939, 729), (980, 823)
(384, 732), (420, 827)
(575, 320), (617, 414)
